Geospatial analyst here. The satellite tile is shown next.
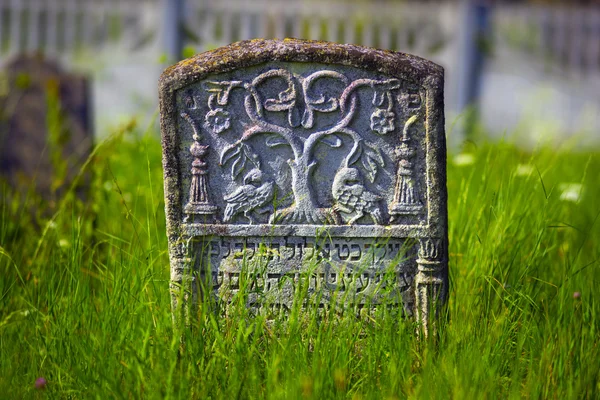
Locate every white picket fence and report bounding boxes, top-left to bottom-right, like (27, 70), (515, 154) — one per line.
(183, 0), (456, 57)
(1, 0), (598, 76)
(0, 0), (598, 138)
(0, 0), (159, 61)
(492, 5), (600, 76)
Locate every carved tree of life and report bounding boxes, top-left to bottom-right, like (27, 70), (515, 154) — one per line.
(218, 69), (400, 224)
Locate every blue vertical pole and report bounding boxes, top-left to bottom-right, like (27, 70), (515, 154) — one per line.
(469, 3), (491, 105)
(163, 0), (185, 63)
(457, 0), (491, 137)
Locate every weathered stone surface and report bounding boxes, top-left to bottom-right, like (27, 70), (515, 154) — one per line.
(0, 55), (92, 203)
(159, 39), (447, 327)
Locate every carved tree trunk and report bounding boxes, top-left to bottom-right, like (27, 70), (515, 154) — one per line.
(289, 155), (317, 210)
(271, 146), (335, 224)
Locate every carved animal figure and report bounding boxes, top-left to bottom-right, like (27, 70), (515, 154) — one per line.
(223, 168), (274, 224)
(332, 167), (383, 225)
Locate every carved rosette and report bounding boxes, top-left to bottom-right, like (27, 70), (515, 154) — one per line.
(204, 81), (241, 134)
(390, 115), (423, 221)
(415, 237), (446, 334)
(182, 113), (218, 222)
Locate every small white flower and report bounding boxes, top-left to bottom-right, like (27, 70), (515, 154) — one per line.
(559, 183), (583, 203)
(453, 153), (475, 167)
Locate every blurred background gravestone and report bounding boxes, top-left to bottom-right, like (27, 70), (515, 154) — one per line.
(0, 54), (92, 207)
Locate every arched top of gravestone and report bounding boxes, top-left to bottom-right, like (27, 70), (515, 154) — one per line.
(159, 39), (443, 93)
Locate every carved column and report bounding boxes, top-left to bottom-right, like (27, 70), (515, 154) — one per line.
(170, 236), (193, 326)
(390, 115), (422, 221)
(182, 113), (218, 222)
(415, 238), (447, 336)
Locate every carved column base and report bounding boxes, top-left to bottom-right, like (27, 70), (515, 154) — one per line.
(184, 202), (218, 222)
(170, 258), (195, 327)
(389, 203), (423, 221)
(171, 236), (216, 327)
(184, 202), (218, 215)
(414, 263), (445, 336)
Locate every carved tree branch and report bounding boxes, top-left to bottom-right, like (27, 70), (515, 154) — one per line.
(303, 95), (358, 158)
(301, 70), (349, 129)
(242, 94), (302, 159)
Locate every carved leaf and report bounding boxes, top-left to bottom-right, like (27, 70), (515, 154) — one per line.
(265, 135), (289, 148)
(362, 143), (385, 183)
(220, 145), (241, 166)
(231, 153), (247, 179)
(242, 143), (261, 168)
(362, 158), (376, 183)
(220, 143), (259, 179)
(346, 141), (363, 167)
(320, 134), (342, 148)
(365, 142), (385, 167)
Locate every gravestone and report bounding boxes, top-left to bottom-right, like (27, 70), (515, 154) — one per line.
(0, 55), (93, 204)
(159, 39), (448, 329)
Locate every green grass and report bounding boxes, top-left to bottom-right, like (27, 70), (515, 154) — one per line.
(1, 122), (599, 398)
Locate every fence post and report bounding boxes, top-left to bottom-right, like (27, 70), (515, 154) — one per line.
(456, 0), (492, 137)
(162, 0), (185, 62)
(9, 0), (21, 55)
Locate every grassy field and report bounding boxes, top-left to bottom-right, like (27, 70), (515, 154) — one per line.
(1, 122), (599, 399)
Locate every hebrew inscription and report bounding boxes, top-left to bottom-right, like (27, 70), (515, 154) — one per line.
(160, 39), (448, 328)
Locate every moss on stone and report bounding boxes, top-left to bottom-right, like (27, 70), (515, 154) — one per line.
(159, 38), (443, 95)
